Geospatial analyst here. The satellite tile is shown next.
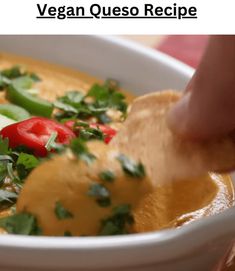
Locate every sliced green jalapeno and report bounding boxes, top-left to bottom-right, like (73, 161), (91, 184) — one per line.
(6, 85), (53, 118)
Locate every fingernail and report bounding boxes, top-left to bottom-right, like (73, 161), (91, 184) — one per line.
(167, 91), (191, 137)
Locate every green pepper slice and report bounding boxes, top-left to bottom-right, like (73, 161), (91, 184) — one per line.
(6, 85), (53, 118)
(0, 104), (31, 121)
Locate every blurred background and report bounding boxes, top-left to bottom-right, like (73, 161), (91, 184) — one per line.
(123, 35), (209, 68)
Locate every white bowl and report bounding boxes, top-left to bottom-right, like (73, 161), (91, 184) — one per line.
(0, 35), (234, 271)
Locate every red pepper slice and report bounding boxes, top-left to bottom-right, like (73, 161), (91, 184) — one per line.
(64, 121), (116, 144)
(0, 117), (75, 157)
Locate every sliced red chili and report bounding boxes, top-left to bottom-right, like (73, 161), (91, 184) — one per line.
(64, 121), (116, 144)
(0, 117), (75, 157)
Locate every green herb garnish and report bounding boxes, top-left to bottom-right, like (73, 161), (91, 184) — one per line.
(55, 201), (73, 220)
(70, 138), (96, 165)
(54, 80), (127, 124)
(0, 137), (40, 200)
(99, 204), (134, 236)
(117, 154), (145, 178)
(1, 66), (23, 79)
(64, 231), (72, 237)
(0, 190), (17, 203)
(0, 137), (9, 154)
(79, 127), (104, 141)
(0, 213), (41, 235)
(1, 66), (41, 82)
(45, 132), (58, 151)
(16, 153), (39, 180)
(88, 183), (110, 198)
(99, 170), (115, 183)
(88, 183), (111, 207)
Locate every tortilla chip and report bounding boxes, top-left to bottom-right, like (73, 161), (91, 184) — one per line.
(112, 90), (235, 185)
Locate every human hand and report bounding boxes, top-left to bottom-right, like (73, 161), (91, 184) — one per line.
(167, 36), (235, 140)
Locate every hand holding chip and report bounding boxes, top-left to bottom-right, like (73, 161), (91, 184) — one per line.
(168, 36), (235, 141)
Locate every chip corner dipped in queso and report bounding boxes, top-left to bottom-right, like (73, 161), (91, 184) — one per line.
(0, 51), (233, 237)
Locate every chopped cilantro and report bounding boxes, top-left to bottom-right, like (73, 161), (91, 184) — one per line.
(70, 138), (96, 165)
(88, 183), (110, 198)
(12, 145), (34, 155)
(1, 66), (41, 82)
(79, 127), (104, 141)
(16, 153), (39, 169)
(64, 231), (72, 237)
(59, 90), (84, 105)
(87, 79), (127, 114)
(7, 163), (18, 182)
(0, 162), (8, 184)
(88, 183), (111, 207)
(0, 155), (13, 162)
(54, 80), (127, 124)
(0, 213), (41, 235)
(0, 137), (9, 155)
(54, 101), (77, 114)
(16, 153), (39, 180)
(55, 201), (73, 220)
(45, 132), (58, 151)
(0, 190), (17, 203)
(99, 204), (134, 236)
(29, 73), (41, 82)
(75, 121), (89, 128)
(0, 136), (40, 189)
(97, 197), (111, 207)
(99, 170), (115, 183)
(1, 66), (23, 79)
(117, 154), (146, 178)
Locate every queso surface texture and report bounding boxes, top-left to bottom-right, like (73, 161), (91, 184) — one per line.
(0, 52), (234, 236)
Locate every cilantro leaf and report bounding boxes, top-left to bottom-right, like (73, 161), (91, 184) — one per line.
(87, 79), (127, 114)
(99, 170), (115, 183)
(0, 137), (10, 155)
(0, 213), (41, 235)
(0, 190), (17, 203)
(1, 66), (23, 79)
(53, 101), (77, 114)
(70, 138), (96, 165)
(99, 204), (134, 235)
(0, 66), (41, 91)
(64, 231), (72, 236)
(79, 127), (104, 141)
(54, 79), (127, 124)
(55, 201), (73, 220)
(16, 153), (39, 169)
(45, 133), (65, 154)
(29, 73), (41, 82)
(117, 154), (146, 178)
(1, 66), (41, 82)
(88, 183), (110, 198)
(16, 153), (39, 180)
(0, 162), (8, 184)
(87, 183), (111, 207)
(45, 132), (58, 151)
